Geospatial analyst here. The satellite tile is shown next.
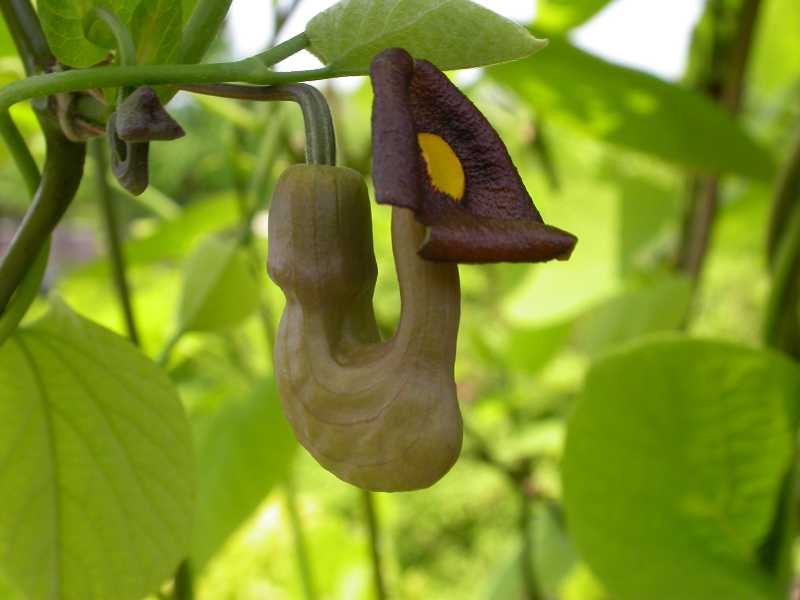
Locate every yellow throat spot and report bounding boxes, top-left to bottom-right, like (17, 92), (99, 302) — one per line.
(418, 133), (465, 202)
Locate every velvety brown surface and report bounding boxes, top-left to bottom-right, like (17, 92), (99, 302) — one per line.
(116, 86), (185, 143)
(371, 49), (424, 213)
(107, 113), (149, 196)
(370, 48), (577, 264)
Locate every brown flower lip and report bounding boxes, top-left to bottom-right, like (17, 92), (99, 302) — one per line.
(370, 48), (577, 264)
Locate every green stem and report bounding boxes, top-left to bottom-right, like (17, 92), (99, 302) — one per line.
(171, 560), (194, 600)
(677, 0), (763, 287)
(0, 110), (40, 195)
(180, 0), (234, 64)
(0, 240), (47, 344)
(0, 120), (85, 314)
(248, 104), (285, 210)
(180, 83), (336, 166)
(85, 6), (136, 82)
(764, 200), (800, 356)
(156, 329), (183, 367)
(0, 57), (334, 115)
(90, 7), (136, 69)
(362, 491), (388, 600)
(226, 124), (279, 361)
(768, 126), (800, 266)
(0, 0), (55, 75)
(284, 475), (318, 600)
(91, 138), (140, 346)
(274, 0), (303, 37)
(518, 493), (541, 600)
(251, 32), (310, 67)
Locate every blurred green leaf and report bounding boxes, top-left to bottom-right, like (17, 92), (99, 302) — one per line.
(0, 299), (194, 600)
(191, 93), (256, 129)
(177, 235), (261, 333)
(482, 504), (576, 599)
(533, 504), (578, 598)
(506, 319), (574, 374)
(535, 0), (612, 34)
(39, 0), (140, 67)
(128, 195), (239, 263)
(751, 0), (800, 96)
(563, 336), (799, 600)
(132, 0), (182, 65)
(0, 19), (15, 57)
(572, 274), (692, 357)
(306, 0), (547, 73)
(73, 195), (240, 282)
(498, 419), (565, 463)
(192, 378), (297, 569)
(482, 545), (525, 600)
(490, 38), (775, 179)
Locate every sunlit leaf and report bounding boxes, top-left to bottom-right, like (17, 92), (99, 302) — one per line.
(177, 235), (260, 333)
(192, 379), (297, 569)
(39, 0), (140, 67)
(535, 0), (612, 34)
(563, 336), (799, 600)
(306, 0), (546, 73)
(0, 300), (194, 600)
(490, 38), (775, 179)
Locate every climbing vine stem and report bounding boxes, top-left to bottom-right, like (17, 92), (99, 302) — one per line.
(91, 138), (141, 346)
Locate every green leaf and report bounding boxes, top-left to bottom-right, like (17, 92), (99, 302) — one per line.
(131, 0), (182, 65)
(490, 38), (775, 179)
(177, 235), (261, 333)
(39, 0), (140, 67)
(572, 274), (692, 357)
(0, 300), (194, 600)
(306, 0), (546, 73)
(192, 379), (297, 569)
(535, 0), (612, 34)
(563, 336), (800, 600)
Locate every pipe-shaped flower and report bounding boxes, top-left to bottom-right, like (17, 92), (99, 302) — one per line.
(371, 48), (578, 263)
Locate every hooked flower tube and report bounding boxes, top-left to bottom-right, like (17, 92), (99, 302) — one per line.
(265, 49), (579, 492)
(371, 48), (577, 263)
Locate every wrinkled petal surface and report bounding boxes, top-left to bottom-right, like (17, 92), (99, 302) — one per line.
(371, 48), (577, 263)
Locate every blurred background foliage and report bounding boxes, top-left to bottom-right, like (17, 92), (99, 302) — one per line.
(1, 0), (799, 598)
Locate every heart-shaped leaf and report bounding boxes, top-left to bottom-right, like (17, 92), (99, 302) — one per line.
(0, 300), (194, 600)
(563, 336), (799, 600)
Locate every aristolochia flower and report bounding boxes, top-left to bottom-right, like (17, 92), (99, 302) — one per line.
(371, 48), (577, 263)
